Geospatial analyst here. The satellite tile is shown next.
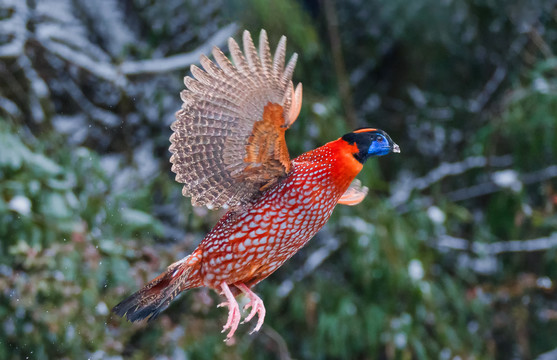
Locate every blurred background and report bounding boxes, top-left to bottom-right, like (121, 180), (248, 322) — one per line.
(1, 0), (557, 359)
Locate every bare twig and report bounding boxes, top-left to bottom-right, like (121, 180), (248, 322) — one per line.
(261, 327), (292, 360)
(62, 79), (121, 127)
(468, 65), (508, 113)
(321, 0), (357, 128)
(468, 9), (543, 114)
(529, 26), (554, 59)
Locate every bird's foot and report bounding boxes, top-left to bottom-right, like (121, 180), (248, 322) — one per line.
(218, 282), (241, 342)
(237, 283), (266, 334)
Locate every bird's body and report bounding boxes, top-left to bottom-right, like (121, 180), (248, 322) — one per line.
(113, 30), (399, 340)
(194, 135), (362, 289)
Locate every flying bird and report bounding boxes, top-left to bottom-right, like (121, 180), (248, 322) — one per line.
(113, 29), (400, 341)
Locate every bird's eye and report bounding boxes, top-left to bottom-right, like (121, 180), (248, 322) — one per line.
(376, 136), (384, 142)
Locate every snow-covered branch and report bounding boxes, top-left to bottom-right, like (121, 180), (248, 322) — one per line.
(436, 233), (557, 255)
(42, 40), (128, 86)
(40, 23), (236, 85)
(0, 0), (28, 58)
(395, 163), (557, 213)
(536, 347), (557, 360)
(120, 24), (238, 76)
(448, 164), (557, 202)
(391, 155), (513, 207)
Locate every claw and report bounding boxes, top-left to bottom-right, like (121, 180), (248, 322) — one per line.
(236, 283), (266, 334)
(217, 282), (267, 340)
(219, 282), (241, 341)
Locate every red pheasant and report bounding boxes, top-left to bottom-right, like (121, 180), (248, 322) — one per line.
(113, 29), (400, 340)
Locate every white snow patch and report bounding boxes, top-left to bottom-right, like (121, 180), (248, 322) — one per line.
(312, 102), (327, 116)
(427, 206), (446, 224)
(537, 276), (552, 290)
(407, 85), (427, 108)
(8, 195), (31, 216)
(95, 301), (109, 315)
(533, 77), (550, 94)
(394, 332), (407, 349)
(408, 259), (424, 281)
(492, 169), (522, 192)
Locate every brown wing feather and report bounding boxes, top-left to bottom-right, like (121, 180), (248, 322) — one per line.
(170, 29), (302, 209)
(242, 103), (291, 189)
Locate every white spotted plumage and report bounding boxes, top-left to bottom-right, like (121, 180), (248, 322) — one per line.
(197, 143), (358, 289)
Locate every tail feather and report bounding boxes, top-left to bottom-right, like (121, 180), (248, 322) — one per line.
(113, 257), (200, 322)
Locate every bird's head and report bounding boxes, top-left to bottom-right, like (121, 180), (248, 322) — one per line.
(341, 128), (400, 164)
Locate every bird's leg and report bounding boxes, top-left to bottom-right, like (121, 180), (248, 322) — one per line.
(217, 282), (241, 341)
(236, 283), (266, 334)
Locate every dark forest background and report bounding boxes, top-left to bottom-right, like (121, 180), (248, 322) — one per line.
(1, 0), (557, 359)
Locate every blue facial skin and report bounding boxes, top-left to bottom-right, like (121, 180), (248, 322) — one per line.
(341, 128), (400, 163)
(367, 134), (392, 156)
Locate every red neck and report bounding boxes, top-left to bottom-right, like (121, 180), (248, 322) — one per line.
(294, 137), (364, 190)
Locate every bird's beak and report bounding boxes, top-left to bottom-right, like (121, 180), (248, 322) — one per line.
(392, 143), (401, 153)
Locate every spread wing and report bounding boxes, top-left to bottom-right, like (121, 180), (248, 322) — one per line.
(170, 30), (303, 210)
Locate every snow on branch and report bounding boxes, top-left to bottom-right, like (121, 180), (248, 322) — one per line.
(390, 155), (513, 207)
(0, 96), (21, 117)
(436, 233), (557, 255)
(0, 0), (28, 58)
(43, 40), (127, 87)
(120, 24), (238, 76)
(395, 163), (557, 213)
(536, 347), (557, 360)
(448, 164), (557, 202)
(40, 23), (237, 86)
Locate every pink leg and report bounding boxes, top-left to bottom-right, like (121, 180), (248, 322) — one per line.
(236, 283), (266, 334)
(217, 282), (241, 341)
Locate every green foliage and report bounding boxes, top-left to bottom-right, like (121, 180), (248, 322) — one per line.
(0, 123), (166, 359)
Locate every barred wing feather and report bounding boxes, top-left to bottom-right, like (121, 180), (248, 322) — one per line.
(170, 30), (303, 209)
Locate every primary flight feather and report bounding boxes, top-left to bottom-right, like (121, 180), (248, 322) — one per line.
(113, 29), (400, 341)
